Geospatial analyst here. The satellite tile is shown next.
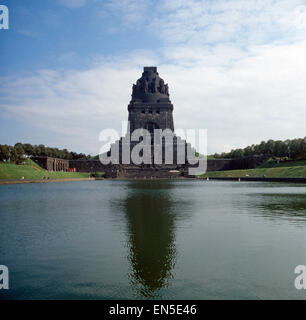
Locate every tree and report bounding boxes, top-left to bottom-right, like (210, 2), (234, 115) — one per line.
(37, 144), (46, 156)
(274, 140), (287, 158)
(209, 136), (306, 160)
(289, 139), (304, 160)
(23, 143), (34, 156)
(15, 145), (25, 159)
(302, 137), (306, 158)
(14, 142), (24, 150)
(9, 146), (18, 162)
(0, 145), (10, 161)
(244, 146), (254, 157)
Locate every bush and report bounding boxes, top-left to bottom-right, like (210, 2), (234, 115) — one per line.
(90, 172), (104, 178)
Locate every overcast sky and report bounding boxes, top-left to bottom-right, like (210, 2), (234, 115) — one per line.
(1, 0), (306, 155)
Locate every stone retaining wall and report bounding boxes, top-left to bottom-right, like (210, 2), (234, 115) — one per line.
(69, 155), (267, 177)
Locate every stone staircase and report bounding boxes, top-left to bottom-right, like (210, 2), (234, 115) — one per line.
(116, 164), (186, 179)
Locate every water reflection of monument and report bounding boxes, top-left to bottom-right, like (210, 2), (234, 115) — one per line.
(122, 181), (178, 298)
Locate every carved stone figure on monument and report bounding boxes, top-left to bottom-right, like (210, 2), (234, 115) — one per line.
(159, 79), (165, 94)
(132, 84), (137, 95)
(152, 78), (158, 93)
(144, 79), (148, 93)
(165, 84), (169, 95)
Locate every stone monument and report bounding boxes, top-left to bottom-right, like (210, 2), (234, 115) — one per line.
(104, 67), (198, 177)
(128, 66), (174, 133)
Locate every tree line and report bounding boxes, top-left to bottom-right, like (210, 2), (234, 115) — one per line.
(213, 137), (306, 160)
(0, 143), (91, 162)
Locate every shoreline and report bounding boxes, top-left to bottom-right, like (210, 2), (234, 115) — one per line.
(1, 176), (306, 184)
(0, 177), (95, 185)
(200, 177), (306, 183)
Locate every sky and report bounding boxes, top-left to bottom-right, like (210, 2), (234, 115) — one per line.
(1, 0), (306, 155)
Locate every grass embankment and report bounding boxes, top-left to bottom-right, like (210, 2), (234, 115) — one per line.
(0, 159), (92, 180)
(259, 159), (306, 168)
(200, 159), (306, 178)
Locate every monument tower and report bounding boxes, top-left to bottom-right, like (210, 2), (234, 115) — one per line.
(128, 66), (174, 133)
(104, 66), (201, 178)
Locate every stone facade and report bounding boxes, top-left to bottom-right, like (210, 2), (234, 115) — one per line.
(68, 155), (267, 178)
(32, 156), (69, 171)
(207, 155), (267, 171)
(69, 160), (118, 178)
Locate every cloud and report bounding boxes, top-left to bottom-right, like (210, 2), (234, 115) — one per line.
(100, 0), (153, 27)
(58, 0), (88, 9)
(2, 41), (306, 154)
(0, 51), (159, 154)
(2, 0), (306, 154)
(161, 41), (306, 152)
(149, 0), (306, 46)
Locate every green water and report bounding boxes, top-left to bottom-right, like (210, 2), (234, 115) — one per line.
(0, 180), (306, 299)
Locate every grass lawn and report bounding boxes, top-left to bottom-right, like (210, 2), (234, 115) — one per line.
(0, 159), (92, 180)
(259, 159), (306, 168)
(200, 165), (306, 178)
